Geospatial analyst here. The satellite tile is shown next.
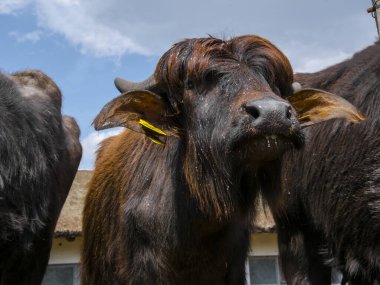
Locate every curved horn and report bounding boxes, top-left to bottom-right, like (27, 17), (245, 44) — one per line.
(114, 74), (158, 93)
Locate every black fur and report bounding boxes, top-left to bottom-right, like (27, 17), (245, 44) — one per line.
(276, 41), (380, 284)
(0, 70), (82, 285)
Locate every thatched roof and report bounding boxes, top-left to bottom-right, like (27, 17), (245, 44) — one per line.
(253, 202), (276, 233)
(54, 170), (276, 239)
(54, 170), (92, 239)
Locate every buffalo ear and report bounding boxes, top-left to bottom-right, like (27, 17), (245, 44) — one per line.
(93, 90), (177, 143)
(288, 88), (367, 128)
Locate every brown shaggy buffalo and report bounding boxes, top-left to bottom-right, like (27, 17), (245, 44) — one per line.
(275, 41), (380, 284)
(81, 35), (364, 285)
(0, 70), (82, 285)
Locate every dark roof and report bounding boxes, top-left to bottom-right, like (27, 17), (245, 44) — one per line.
(54, 170), (276, 239)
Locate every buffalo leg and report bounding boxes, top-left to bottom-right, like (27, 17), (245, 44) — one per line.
(1, 239), (51, 285)
(225, 229), (250, 285)
(277, 225), (331, 285)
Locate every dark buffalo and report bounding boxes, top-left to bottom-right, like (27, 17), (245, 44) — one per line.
(276, 41), (380, 284)
(0, 70), (82, 284)
(81, 35), (364, 285)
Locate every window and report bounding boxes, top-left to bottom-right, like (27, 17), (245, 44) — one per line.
(42, 264), (80, 285)
(246, 256), (343, 285)
(331, 268), (343, 285)
(246, 256), (282, 285)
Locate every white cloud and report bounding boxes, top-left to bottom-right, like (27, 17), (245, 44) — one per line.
(35, 0), (151, 57)
(23, 0), (374, 60)
(9, 30), (43, 43)
(292, 51), (352, 73)
(297, 52), (351, 73)
(4, 0), (376, 69)
(0, 0), (31, 14)
(281, 39), (356, 73)
(79, 129), (122, 169)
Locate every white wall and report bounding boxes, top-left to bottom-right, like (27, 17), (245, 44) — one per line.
(49, 237), (82, 264)
(48, 233), (278, 264)
(250, 233), (278, 256)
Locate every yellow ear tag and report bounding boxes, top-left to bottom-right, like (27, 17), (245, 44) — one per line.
(298, 114), (312, 122)
(139, 119), (167, 136)
(147, 136), (165, 145)
(139, 119), (167, 145)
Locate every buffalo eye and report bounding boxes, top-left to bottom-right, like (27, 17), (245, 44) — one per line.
(185, 79), (194, 90)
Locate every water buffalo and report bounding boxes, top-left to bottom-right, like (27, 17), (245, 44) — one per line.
(0, 70), (82, 284)
(276, 41), (379, 284)
(81, 35), (364, 285)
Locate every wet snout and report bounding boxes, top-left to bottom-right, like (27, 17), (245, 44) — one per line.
(243, 98), (293, 131)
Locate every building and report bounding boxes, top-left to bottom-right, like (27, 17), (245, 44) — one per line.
(42, 171), (338, 285)
(42, 170), (91, 285)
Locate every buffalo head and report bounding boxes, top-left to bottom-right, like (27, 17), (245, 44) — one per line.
(93, 35), (365, 216)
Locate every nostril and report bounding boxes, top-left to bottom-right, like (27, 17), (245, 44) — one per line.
(245, 104), (261, 119)
(286, 106), (292, 119)
(244, 99), (292, 122)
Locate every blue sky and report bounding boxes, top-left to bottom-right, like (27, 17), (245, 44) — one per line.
(1, 0), (378, 169)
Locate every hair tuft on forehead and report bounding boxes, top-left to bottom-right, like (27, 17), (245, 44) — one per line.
(154, 35), (294, 99)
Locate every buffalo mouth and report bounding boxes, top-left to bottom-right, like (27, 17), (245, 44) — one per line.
(233, 132), (304, 162)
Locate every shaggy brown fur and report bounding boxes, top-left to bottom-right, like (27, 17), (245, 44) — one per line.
(81, 35), (363, 285)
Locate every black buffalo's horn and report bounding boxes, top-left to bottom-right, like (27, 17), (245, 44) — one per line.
(114, 74), (158, 93)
